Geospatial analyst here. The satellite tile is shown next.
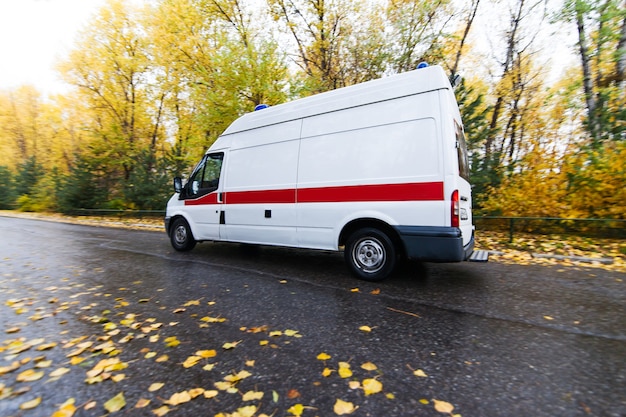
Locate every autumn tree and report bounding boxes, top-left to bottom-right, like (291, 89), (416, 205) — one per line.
(558, 0), (626, 145)
(385, 0), (455, 73)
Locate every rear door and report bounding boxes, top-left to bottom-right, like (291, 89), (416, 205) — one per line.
(454, 121), (473, 245)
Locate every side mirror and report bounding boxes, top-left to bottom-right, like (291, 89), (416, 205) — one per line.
(173, 177), (183, 193)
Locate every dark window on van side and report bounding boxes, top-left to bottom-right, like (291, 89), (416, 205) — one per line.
(455, 121), (470, 182)
(183, 153), (223, 198)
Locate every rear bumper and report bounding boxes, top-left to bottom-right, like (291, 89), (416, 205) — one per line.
(394, 226), (474, 262)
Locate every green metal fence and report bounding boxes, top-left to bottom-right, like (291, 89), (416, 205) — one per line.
(474, 216), (626, 242)
(67, 209), (165, 219)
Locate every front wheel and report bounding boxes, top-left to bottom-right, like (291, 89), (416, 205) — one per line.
(170, 218), (196, 251)
(344, 228), (397, 281)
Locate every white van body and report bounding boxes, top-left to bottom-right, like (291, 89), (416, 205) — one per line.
(165, 65), (475, 281)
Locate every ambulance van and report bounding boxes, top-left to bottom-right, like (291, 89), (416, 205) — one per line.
(165, 64), (475, 281)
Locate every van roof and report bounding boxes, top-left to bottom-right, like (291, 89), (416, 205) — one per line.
(221, 65), (452, 136)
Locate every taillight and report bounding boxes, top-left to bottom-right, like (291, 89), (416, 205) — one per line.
(451, 190), (460, 228)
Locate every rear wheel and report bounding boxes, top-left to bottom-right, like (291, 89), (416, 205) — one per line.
(170, 218), (196, 251)
(344, 227), (396, 281)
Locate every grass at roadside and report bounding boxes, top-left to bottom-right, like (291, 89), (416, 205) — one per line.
(2, 210), (625, 273)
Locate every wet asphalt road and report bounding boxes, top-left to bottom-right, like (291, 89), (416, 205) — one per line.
(0, 216), (625, 417)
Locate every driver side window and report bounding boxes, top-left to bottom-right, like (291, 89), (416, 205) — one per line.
(187, 153), (224, 197)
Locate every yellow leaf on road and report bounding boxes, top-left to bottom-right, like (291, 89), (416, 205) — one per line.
(362, 378), (383, 395)
(287, 403), (304, 416)
(414, 369), (428, 377)
(317, 352), (331, 360)
(242, 390), (264, 401)
(167, 391), (191, 406)
(204, 390), (219, 399)
(135, 398), (150, 408)
(338, 362), (352, 378)
(359, 325), (372, 332)
(104, 392), (126, 413)
(49, 367), (70, 378)
(196, 349), (217, 358)
(222, 340), (241, 350)
(433, 399), (455, 414)
(334, 399), (357, 415)
(20, 397), (41, 410)
(16, 369), (44, 382)
(148, 382), (164, 392)
(50, 398), (76, 417)
(152, 405), (171, 416)
(361, 362), (377, 371)
(183, 356), (201, 368)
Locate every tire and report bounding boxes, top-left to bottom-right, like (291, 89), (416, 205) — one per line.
(344, 227), (397, 281)
(170, 218), (196, 251)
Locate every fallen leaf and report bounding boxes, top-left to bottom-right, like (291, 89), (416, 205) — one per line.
(183, 356), (201, 368)
(49, 367), (70, 378)
(135, 398), (151, 408)
(334, 399), (357, 415)
(6, 327), (21, 334)
(317, 352), (331, 361)
(361, 362), (378, 371)
(322, 367), (333, 377)
(433, 399), (455, 414)
(196, 349), (217, 358)
(236, 405), (258, 417)
(204, 390), (219, 399)
(189, 388), (205, 398)
(50, 398), (76, 417)
(359, 325), (372, 332)
(19, 397), (41, 410)
(362, 378), (383, 395)
(370, 288), (381, 295)
(224, 370), (252, 382)
(287, 388), (301, 399)
(414, 369), (428, 378)
(222, 341), (241, 350)
(152, 405), (171, 416)
(167, 391), (191, 406)
(348, 381), (361, 389)
(242, 390), (264, 401)
(156, 355), (169, 363)
(112, 374), (126, 382)
(37, 342), (57, 351)
(104, 392), (126, 413)
(148, 382), (164, 392)
(164, 336), (180, 348)
(288, 403), (305, 416)
(543, 315), (554, 321)
(338, 362), (352, 378)
(16, 369), (44, 382)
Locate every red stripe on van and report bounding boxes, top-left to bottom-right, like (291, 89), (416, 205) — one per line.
(184, 193), (219, 206)
(185, 182), (444, 205)
(226, 189), (296, 204)
(298, 182), (443, 203)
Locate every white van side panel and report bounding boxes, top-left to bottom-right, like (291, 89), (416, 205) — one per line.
(222, 121), (301, 246)
(296, 92), (445, 250)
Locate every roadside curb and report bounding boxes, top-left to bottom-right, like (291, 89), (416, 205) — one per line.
(531, 253), (614, 265)
(486, 250), (617, 265)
